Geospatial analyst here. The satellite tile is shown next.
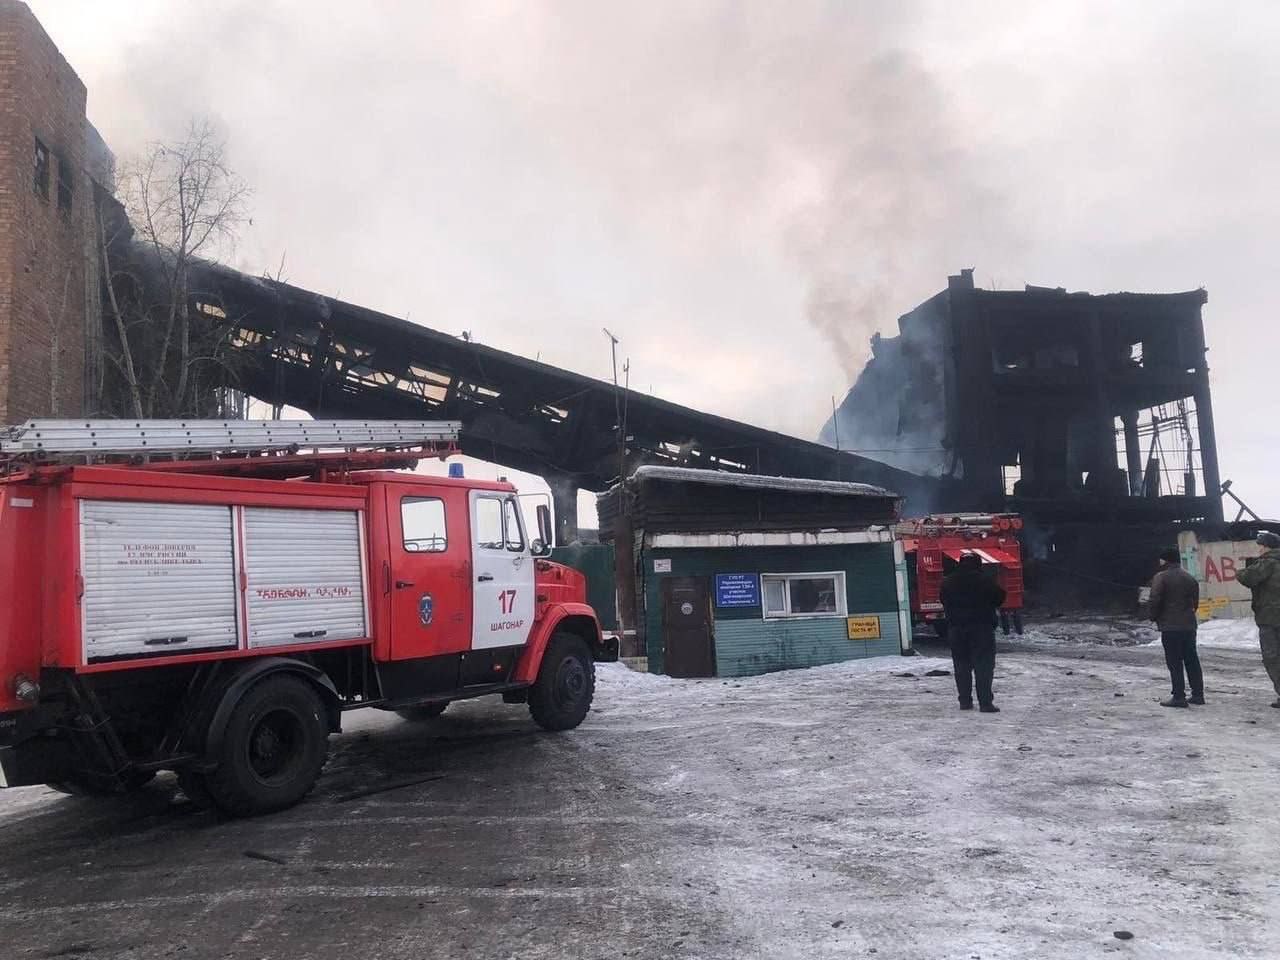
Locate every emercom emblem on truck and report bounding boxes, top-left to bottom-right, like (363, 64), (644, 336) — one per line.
(419, 594), (434, 626)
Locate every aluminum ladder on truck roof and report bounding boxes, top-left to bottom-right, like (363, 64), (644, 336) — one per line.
(0, 419), (462, 457)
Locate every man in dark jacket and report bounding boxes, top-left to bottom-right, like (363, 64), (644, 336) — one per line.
(1237, 531), (1280, 706)
(1148, 548), (1203, 708)
(941, 554), (1007, 713)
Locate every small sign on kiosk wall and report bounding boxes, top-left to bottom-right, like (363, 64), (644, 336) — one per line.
(847, 615), (881, 640)
(715, 573), (760, 608)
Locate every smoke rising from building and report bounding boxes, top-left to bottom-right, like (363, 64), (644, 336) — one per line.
(36, 0), (1280, 515)
(820, 291), (950, 476)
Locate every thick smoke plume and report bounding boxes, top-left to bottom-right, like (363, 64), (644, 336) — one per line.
(820, 297), (951, 476)
(85, 0), (1019, 419)
(439, 3), (1020, 377)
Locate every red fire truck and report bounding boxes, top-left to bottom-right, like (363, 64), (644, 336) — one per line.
(0, 420), (614, 816)
(896, 513), (1025, 637)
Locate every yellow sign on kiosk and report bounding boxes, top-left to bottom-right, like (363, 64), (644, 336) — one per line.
(847, 615), (881, 640)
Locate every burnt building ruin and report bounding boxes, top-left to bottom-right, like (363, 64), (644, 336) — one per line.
(825, 268), (1224, 606)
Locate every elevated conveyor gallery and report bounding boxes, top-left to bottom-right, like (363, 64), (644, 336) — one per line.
(193, 263), (939, 533)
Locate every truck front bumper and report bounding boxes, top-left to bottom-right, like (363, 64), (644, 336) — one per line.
(0, 712), (75, 787)
(0, 743), (76, 788)
(593, 634), (620, 663)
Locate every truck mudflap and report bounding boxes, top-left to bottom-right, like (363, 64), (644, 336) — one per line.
(0, 740), (77, 788)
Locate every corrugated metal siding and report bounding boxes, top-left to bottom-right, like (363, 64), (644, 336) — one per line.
(81, 500), (239, 661)
(1179, 532), (1262, 620)
(244, 508), (368, 648)
(640, 542), (899, 674)
(714, 612), (902, 678)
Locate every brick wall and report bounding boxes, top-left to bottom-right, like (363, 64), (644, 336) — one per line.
(0, 0), (90, 423)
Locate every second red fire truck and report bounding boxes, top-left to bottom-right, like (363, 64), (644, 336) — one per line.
(0, 419), (615, 816)
(896, 513), (1026, 638)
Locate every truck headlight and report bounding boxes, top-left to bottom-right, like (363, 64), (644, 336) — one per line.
(13, 675), (39, 704)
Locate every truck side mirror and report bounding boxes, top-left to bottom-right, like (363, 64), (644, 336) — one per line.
(534, 504), (554, 556)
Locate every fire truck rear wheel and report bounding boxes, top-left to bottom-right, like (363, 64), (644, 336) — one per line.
(395, 702), (448, 721)
(204, 674), (330, 817)
(528, 633), (595, 732)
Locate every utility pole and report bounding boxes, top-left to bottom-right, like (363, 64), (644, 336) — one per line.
(603, 328), (625, 484)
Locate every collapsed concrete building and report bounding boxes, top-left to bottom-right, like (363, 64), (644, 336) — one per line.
(824, 268), (1225, 606)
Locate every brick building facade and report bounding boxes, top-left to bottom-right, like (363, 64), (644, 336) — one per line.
(0, 0), (100, 424)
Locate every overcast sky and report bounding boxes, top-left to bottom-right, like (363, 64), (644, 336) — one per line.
(30, 0), (1280, 517)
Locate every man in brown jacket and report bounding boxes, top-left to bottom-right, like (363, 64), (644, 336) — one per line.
(1149, 548), (1203, 708)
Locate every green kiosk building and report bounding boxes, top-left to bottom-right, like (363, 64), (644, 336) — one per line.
(598, 467), (912, 678)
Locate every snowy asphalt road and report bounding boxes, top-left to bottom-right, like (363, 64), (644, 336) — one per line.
(1, 640), (1278, 960)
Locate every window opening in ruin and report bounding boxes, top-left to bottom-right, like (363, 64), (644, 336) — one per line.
(1002, 461), (1022, 497)
(33, 138), (50, 200)
(1114, 402), (1204, 499)
(196, 302), (227, 319)
(56, 154), (73, 214)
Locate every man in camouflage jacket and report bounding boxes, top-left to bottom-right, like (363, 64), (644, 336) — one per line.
(1237, 532), (1280, 707)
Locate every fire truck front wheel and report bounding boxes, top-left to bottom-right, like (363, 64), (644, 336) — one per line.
(203, 674), (330, 817)
(528, 632), (595, 732)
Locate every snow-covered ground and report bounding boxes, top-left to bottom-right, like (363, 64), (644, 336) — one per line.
(1018, 615), (1264, 653)
(590, 645), (1280, 959)
(2, 642), (1279, 959)
(1165, 618), (1261, 652)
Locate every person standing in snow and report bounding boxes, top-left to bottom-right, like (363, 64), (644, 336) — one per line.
(1237, 531), (1280, 707)
(1148, 548), (1203, 708)
(941, 553), (1007, 713)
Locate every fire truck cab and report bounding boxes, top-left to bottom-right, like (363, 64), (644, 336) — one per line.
(896, 513), (1025, 638)
(0, 420), (615, 816)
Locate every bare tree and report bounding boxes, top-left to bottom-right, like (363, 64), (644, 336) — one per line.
(99, 120), (251, 418)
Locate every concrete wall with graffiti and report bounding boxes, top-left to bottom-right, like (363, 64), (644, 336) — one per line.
(1177, 531), (1263, 620)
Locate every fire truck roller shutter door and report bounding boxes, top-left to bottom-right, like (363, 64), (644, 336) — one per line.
(80, 500), (239, 662)
(243, 507), (369, 648)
